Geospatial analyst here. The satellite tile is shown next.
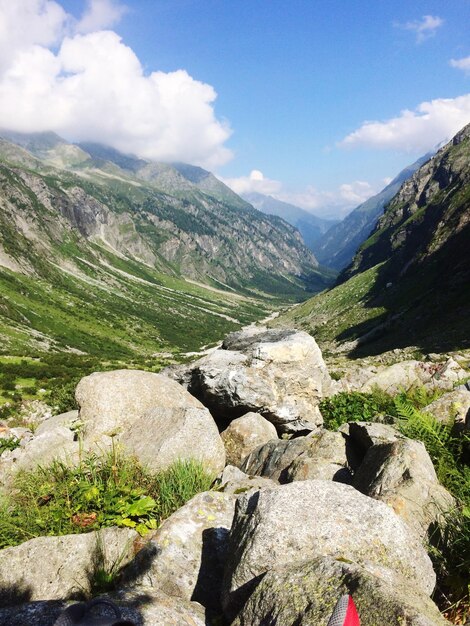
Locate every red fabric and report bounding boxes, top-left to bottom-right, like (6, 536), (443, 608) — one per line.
(344, 596), (360, 626)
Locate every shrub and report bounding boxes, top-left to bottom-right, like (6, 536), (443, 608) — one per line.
(0, 453), (214, 549)
(319, 389), (395, 430)
(0, 436), (21, 456)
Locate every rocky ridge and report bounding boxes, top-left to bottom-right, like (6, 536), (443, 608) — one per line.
(0, 326), (466, 625)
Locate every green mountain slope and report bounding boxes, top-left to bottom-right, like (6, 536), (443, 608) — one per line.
(0, 133), (332, 358)
(275, 124), (470, 356)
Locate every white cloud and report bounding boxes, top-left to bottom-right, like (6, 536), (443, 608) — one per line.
(222, 170), (282, 196)
(76, 0), (127, 34)
(340, 94), (470, 153)
(0, 1), (232, 169)
(222, 172), (377, 218)
(450, 56), (470, 74)
(398, 15), (444, 43)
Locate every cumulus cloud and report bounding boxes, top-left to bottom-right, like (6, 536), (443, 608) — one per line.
(222, 171), (377, 218)
(397, 15), (444, 43)
(0, 0), (232, 168)
(222, 170), (282, 196)
(340, 94), (470, 153)
(450, 56), (470, 74)
(76, 0), (127, 34)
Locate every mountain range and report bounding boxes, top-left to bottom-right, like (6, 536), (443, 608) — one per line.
(0, 131), (332, 357)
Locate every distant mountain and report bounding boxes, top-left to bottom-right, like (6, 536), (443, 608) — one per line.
(0, 132), (333, 357)
(313, 155), (431, 270)
(274, 123), (470, 355)
(242, 192), (338, 251)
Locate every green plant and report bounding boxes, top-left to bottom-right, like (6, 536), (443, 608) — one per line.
(319, 389), (395, 430)
(394, 397), (470, 618)
(0, 436), (20, 455)
(0, 453), (213, 549)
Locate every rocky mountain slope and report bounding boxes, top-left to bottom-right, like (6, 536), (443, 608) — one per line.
(0, 132), (331, 357)
(242, 191), (338, 251)
(275, 123), (470, 356)
(313, 154), (431, 270)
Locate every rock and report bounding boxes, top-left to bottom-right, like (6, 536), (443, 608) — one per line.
(222, 481), (435, 619)
(284, 430), (351, 483)
(361, 358), (468, 395)
(353, 438), (454, 539)
(34, 410), (80, 437)
(123, 491), (235, 611)
(0, 426), (78, 487)
(122, 406), (225, 475)
(76, 370), (225, 474)
(424, 389), (470, 429)
(76, 370), (202, 442)
(216, 465), (277, 494)
(0, 528), (138, 601)
(0, 591), (209, 625)
(185, 328), (333, 433)
(220, 412), (278, 466)
(14, 400), (53, 426)
(344, 421), (402, 450)
(240, 436), (312, 482)
(232, 557), (450, 626)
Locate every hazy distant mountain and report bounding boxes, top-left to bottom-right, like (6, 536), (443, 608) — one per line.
(242, 192), (338, 250)
(313, 154), (432, 270)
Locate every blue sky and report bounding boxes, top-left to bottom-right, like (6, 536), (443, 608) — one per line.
(1, 0), (470, 216)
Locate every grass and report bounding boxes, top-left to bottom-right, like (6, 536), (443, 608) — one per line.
(0, 452), (214, 549)
(320, 386), (470, 621)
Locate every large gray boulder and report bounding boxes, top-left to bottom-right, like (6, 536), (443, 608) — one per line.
(232, 557), (450, 626)
(76, 370), (225, 474)
(221, 412), (278, 466)
(222, 481), (435, 619)
(353, 437), (454, 539)
(123, 491), (236, 611)
(76, 369), (202, 440)
(0, 528), (138, 601)
(284, 430), (350, 483)
(123, 406), (225, 475)
(217, 465), (278, 494)
(182, 327), (334, 433)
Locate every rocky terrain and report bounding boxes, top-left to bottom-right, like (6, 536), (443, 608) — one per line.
(0, 326), (468, 625)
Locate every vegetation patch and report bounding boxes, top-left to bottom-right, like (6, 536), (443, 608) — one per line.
(0, 453), (214, 549)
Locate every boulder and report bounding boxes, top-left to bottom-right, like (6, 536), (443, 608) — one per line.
(424, 388), (470, 429)
(240, 436), (312, 482)
(76, 370), (202, 441)
(222, 481), (435, 619)
(0, 528), (138, 601)
(0, 426), (78, 487)
(353, 438), (454, 539)
(123, 491), (235, 611)
(284, 430), (351, 483)
(76, 370), (225, 474)
(217, 465), (277, 494)
(220, 412), (278, 466)
(122, 406), (225, 475)
(34, 410), (80, 437)
(232, 557), (450, 626)
(184, 328), (333, 433)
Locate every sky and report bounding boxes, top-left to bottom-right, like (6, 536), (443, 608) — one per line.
(0, 0), (469, 218)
